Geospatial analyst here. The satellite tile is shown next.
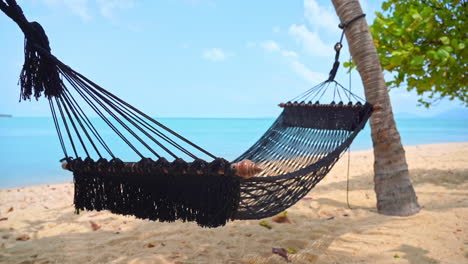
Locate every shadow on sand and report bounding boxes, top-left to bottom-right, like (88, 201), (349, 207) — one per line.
(0, 168), (465, 263)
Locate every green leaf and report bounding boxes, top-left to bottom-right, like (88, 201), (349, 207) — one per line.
(375, 11), (385, 19)
(259, 220), (272, 229)
(410, 56), (424, 65)
(393, 28), (403, 36)
(450, 38), (459, 48)
(411, 12), (423, 21)
(276, 211), (288, 218)
(427, 50), (437, 59)
(394, 254), (400, 258)
(421, 6), (433, 17)
(439, 36), (450, 45)
(407, 77), (418, 87)
(442, 46), (453, 53)
(370, 0), (467, 108)
(390, 55), (404, 66)
(382, 1), (392, 11)
(437, 49), (450, 59)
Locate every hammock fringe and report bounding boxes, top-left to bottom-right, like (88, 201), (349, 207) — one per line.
(72, 157), (241, 228)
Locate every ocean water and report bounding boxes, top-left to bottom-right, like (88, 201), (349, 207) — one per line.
(0, 117), (467, 189)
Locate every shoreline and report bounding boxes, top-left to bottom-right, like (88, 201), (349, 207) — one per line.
(1, 141), (467, 191)
(0, 142), (467, 264)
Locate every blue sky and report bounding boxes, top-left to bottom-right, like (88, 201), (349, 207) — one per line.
(0, 0), (464, 118)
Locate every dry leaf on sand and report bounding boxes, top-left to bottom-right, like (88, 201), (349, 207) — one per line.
(272, 247), (290, 262)
(89, 221), (101, 231)
(272, 211), (291, 223)
(259, 220), (272, 229)
(16, 235), (30, 241)
(147, 242), (156, 248)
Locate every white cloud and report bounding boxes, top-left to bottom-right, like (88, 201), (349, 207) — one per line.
(289, 60), (326, 84)
(41, 0), (91, 21)
(260, 40), (281, 52)
(254, 39), (324, 84)
(246, 0), (340, 85)
(304, 0), (339, 32)
(182, 0), (216, 6)
(281, 50), (298, 58)
(35, 0), (135, 21)
(246, 41), (257, 48)
(289, 24), (333, 57)
(304, 0), (370, 29)
(96, 0), (135, 19)
(255, 40), (298, 58)
(203, 48), (230, 62)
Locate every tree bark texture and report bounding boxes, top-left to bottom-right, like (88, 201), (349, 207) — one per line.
(331, 0), (420, 216)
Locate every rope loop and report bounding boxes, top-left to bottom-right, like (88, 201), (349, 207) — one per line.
(334, 42), (343, 52)
(338, 13), (366, 30)
(326, 13), (366, 82)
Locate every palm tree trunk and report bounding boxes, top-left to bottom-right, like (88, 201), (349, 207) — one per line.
(331, 0), (420, 216)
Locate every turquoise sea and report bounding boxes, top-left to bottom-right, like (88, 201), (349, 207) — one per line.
(1, 117), (467, 189)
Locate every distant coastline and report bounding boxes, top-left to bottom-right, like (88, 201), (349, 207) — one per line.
(0, 114), (13, 118)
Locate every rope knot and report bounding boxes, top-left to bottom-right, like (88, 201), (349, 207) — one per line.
(27, 21), (52, 52)
(19, 20), (64, 101)
(1, 0), (64, 100)
(338, 13), (366, 30)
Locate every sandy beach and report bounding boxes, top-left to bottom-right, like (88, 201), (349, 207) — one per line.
(0, 142), (466, 264)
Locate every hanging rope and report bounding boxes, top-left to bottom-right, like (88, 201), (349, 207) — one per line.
(328, 13), (366, 82)
(346, 147), (353, 210)
(287, 13), (366, 105)
(0, 0), (219, 162)
(341, 14), (367, 210)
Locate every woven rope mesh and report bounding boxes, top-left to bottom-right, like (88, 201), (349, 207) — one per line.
(234, 103), (372, 219)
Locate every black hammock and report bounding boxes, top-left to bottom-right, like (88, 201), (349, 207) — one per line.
(1, 0), (373, 228)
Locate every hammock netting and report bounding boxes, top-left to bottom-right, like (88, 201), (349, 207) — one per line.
(1, 0), (372, 227)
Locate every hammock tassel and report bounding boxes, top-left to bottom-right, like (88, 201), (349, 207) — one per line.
(19, 21), (65, 100)
(64, 158), (242, 228)
(0, 0), (64, 100)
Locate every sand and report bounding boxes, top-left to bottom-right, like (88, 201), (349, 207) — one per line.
(0, 142), (467, 264)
